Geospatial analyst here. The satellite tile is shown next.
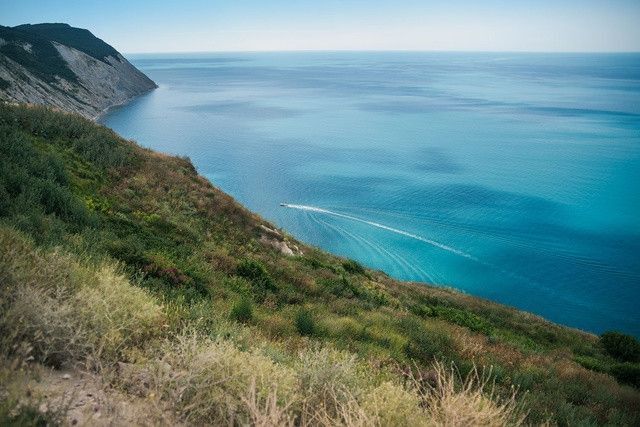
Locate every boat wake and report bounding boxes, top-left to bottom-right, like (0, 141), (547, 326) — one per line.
(281, 203), (479, 262)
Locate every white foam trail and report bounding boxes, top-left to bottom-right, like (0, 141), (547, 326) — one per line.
(315, 216), (436, 283)
(282, 204), (479, 262)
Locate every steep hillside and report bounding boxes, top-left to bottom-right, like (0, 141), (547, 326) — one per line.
(1, 104), (639, 425)
(0, 24), (156, 119)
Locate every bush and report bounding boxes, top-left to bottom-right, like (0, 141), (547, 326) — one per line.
(157, 336), (298, 425)
(230, 298), (254, 323)
(601, 331), (640, 362)
(75, 264), (164, 363)
(342, 259), (366, 275)
(236, 259), (277, 298)
(0, 227), (163, 367)
(321, 275), (360, 299)
(296, 309), (316, 337)
(0, 129), (95, 229)
(610, 363), (640, 388)
(362, 381), (425, 426)
(424, 361), (525, 426)
(574, 355), (609, 373)
(296, 347), (367, 423)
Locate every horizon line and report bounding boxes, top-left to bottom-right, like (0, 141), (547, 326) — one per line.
(122, 48), (640, 56)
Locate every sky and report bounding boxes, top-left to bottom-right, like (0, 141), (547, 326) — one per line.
(2, 0), (640, 53)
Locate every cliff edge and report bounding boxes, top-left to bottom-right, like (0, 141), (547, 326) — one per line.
(0, 23), (156, 119)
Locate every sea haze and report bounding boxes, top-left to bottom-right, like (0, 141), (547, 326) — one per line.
(102, 52), (640, 336)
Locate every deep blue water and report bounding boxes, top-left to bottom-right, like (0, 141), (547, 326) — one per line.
(102, 52), (640, 336)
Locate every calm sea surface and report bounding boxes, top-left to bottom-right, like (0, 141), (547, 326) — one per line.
(102, 52), (640, 336)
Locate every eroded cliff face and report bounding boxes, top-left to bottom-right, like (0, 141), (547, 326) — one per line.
(0, 25), (156, 120)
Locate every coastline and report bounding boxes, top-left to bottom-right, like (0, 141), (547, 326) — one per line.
(92, 85), (157, 122)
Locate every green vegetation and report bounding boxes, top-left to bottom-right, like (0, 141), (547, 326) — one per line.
(342, 258), (366, 275)
(0, 25), (78, 83)
(1, 104), (639, 425)
(601, 331), (640, 362)
(296, 308), (317, 336)
(230, 297), (254, 323)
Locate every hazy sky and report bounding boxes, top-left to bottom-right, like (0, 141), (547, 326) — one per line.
(2, 0), (640, 53)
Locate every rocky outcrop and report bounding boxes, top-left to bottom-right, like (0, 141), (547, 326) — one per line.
(0, 24), (156, 120)
(259, 224), (303, 256)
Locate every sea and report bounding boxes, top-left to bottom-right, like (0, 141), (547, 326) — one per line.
(101, 52), (640, 336)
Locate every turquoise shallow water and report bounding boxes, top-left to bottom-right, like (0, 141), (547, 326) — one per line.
(102, 52), (640, 336)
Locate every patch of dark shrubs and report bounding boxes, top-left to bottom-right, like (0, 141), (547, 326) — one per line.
(408, 303), (492, 335)
(300, 255), (337, 272)
(295, 308), (317, 337)
(230, 298), (254, 323)
(610, 363), (640, 388)
(432, 306), (493, 335)
(321, 275), (361, 299)
(0, 128), (95, 232)
(342, 259), (366, 275)
(236, 259), (277, 299)
(107, 237), (147, 266)
(600, 331), (640, 363)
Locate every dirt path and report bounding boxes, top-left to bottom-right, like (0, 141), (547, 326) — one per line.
(30, 368), (180, 426)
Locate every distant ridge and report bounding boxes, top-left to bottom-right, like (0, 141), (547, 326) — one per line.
(0, 23), (156, 119)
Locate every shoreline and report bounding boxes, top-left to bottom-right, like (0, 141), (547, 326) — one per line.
(92, 85), (158, 122)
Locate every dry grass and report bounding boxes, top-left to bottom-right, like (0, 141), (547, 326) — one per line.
(0, 228), (164, 368)
(107, 331), (526, 427)
(420, 361), (526, 427)
(141, 333), (299, 425)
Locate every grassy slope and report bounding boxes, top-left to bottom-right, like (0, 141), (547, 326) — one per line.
(1, 103), (639, 425)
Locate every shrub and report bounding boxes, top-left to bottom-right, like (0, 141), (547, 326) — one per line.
(321, 275), (360, 298)
(610, 363), (640, 388)
(362, 381), (425, 426)
(574, 355), (609, 373)
(236, 259), (277, 298)
(75, 264), (164, 363)
(421, 361), (525, 426)
(295, 309), (316, 337)
(230, 298), (254, 323)
(0, 130), (94, 229)
(157, 336), (298, 425)
(342, 259), (366, 275)
(0, 227), (163, 367)
(296, 346), (368, 424)
(1, 228), (89, 365)
(601, 331), (640, 362)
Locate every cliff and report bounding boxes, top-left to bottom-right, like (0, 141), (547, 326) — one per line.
(0, 23), (156, 119)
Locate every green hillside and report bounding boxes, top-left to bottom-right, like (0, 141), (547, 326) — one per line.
(1, 103), (639, 425)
